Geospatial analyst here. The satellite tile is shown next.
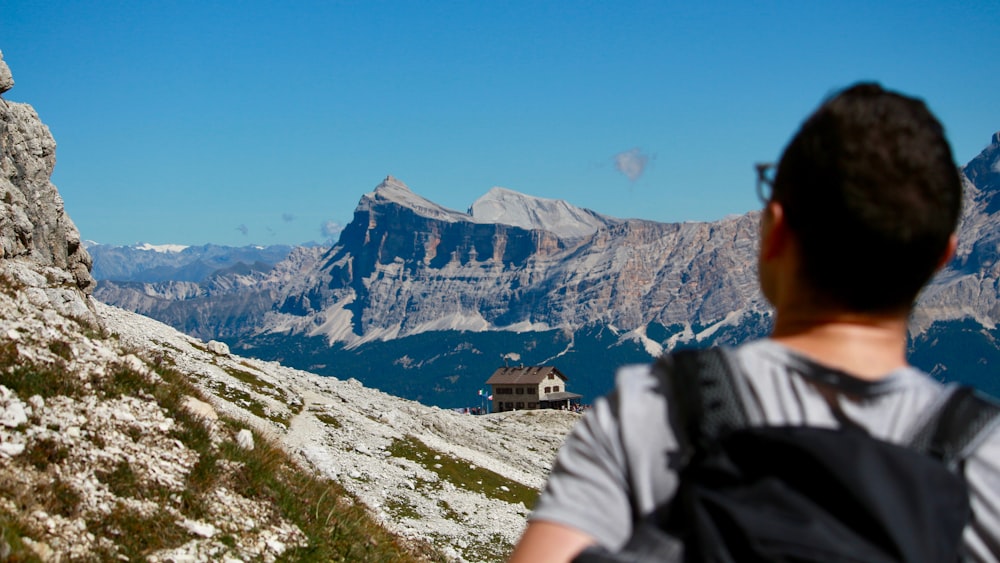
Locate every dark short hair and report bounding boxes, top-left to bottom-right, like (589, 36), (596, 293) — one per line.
(772, 83), (962, 313)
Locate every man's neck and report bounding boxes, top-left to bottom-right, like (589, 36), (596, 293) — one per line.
(769, 312), (910, 380)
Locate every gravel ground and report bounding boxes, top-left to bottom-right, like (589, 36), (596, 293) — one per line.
(96, 299), (580, 561)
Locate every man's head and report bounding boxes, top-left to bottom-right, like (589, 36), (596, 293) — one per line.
(766, 82), (962, 314)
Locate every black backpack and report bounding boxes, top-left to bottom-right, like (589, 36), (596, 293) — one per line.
(574, 347), (1000, 563)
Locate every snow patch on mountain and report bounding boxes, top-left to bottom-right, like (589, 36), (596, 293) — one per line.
(135, 242), (190, 253)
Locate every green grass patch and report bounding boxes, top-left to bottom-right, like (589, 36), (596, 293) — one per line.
(96, 461), (143, 499)
(222, 365), (279, 395)
(315, 412), (342, 428)
(97, 363), (156, 400)
(0, 512), (44, 562)
(384, 497), (421, 521)
(88, 504), (186, 559)
(436, 499), (461, 522)
(208, 381), (290, 427)
(25, 438), (69, 471)
(387, 435), (539, 508)
(39, 476), (82, 519)
(220, 430), (442, 562)
(0, 342), (82, 399)
(46, 341), (73, 361)
(460, 532), (514, 563)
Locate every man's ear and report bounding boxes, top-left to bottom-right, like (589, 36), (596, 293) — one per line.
(936, 233), (958, 271)
(760, 201), (789, 261)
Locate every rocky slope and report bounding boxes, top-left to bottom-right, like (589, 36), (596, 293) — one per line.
(3, 267), (571, 560)
(99, 302), (571, 561)
(0, 49), (570, 562)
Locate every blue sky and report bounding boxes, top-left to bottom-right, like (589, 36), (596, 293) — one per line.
(3, 1), (999, 247)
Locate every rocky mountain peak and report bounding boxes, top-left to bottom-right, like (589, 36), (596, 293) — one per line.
(962, 133), (1000, 196)
(0, 50), (94, 297)
(469, 186), (617, 239)
(359, 175), (470, 223)
(377, 174), (409, 191)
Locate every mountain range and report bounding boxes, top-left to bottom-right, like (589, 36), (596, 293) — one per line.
(85, 242), (295, 283)
(93, 137), (1000, 407)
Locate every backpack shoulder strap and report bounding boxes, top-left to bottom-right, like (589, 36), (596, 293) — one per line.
(908, 386), (1000, 471)
(655, 347), (749, 453)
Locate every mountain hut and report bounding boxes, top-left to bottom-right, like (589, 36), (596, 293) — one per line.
(485, 365), (582, 413)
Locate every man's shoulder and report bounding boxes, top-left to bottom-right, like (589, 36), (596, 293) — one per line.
(608, 340), (953, 423)
(730, 339), (944, 394)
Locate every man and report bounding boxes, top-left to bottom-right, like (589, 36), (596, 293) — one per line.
(508, 83), (1000, 562)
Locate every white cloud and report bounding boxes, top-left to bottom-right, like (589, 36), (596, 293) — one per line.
(614, 148), (651, 181)
(320, 220), (343, 241)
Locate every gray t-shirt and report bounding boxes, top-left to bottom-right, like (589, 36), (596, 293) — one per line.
(530, 339), (1000, 561)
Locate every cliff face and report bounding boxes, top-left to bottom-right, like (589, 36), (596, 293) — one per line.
(267, 176), (769, 349)
(911, 133), (1000, 333)
(0, 51), (94, 296)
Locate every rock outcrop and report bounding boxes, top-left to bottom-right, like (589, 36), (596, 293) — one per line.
(0, 51), (13, 94)
(0, 50), (94, 297)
